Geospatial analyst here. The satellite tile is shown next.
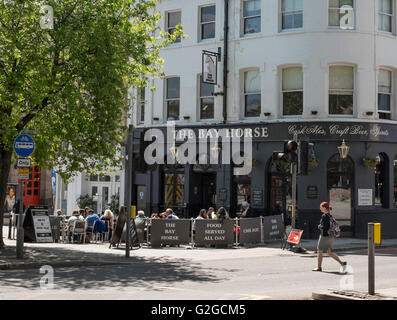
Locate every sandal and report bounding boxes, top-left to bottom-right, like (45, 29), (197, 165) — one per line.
(312, 267), (322, 272)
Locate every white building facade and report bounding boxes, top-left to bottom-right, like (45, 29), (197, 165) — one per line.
(129, 0), (397, 238)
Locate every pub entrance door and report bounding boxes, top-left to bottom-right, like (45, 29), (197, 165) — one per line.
(201, 173), (217, 210)
(327, 154), (354, 236)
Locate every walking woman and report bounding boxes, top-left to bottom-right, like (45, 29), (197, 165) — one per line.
(313, 201), (347, 272)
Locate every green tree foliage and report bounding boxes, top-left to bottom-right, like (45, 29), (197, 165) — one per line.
(76, 194), (96, 211)
(0, 0), (183, 248)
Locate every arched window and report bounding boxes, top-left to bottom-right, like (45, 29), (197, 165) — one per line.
(375, 154), (387, 207)
(327, 154), (354, 228)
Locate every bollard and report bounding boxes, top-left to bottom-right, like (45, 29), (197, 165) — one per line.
(368, 222), (381, 295)
(368, 223), (375, 295)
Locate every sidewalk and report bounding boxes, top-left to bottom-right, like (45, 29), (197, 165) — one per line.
(312, 288), (397, 300)
(299, 237), (397, 253)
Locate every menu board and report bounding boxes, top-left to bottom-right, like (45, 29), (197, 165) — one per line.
(252, 189), (264, 206)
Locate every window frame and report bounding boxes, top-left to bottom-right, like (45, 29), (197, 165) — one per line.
(378, 68), (393, 120)
(328, 65), (355, 116)
(166, 10), (182, 44)
(165, 76), (181, 121)
(199, 75), (215, 120)
(378, 0), (394, 34)
(280, 0), (303, 31)
(242, 0), (262, 35)
(243, 69), (261, 118)
(328, 0), (355, 30)
(199, 4), (216, 41)
(138, 87), (146, 124)
(281, 66), (304, 117)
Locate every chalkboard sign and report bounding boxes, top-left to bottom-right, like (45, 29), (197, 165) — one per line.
(150, 219), (191, 247)
(252, 189), (264, 206)
(110, 211), (126, 246)
(306, 185), (319, 199)
(218, 188), (227, 201)
(23, 205), (52, 242)
(239, 218), (261, 244)
(262, 215), (284, 240)
(194, 220), (234, 245)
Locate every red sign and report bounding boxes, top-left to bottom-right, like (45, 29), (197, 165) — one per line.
(287, 229), (303, 244)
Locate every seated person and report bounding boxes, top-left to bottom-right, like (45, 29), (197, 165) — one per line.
(68, 210), (84, 242)
(85, 210), (105, 242)
(136, 210), (146, 219)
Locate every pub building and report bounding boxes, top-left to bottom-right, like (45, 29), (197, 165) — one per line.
(127, 0), (397, 239)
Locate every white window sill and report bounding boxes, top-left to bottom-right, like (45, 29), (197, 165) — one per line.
(278, 28), (305, 35)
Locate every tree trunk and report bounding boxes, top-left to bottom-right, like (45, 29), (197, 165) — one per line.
(0, 148), (13, 249)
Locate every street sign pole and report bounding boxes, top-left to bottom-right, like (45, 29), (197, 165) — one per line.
(125, 126), (133, 258)
(291, 133), (298, 229)
(16, 180), (24, 259)
(13, 133), (35, 259)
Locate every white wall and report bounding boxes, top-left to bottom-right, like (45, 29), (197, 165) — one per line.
(133, 0), (397, 126)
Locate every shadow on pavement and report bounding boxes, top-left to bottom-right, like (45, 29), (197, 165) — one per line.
(0, 245), (237, 292)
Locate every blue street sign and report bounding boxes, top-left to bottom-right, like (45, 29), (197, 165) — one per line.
(13, 134), (35, 158)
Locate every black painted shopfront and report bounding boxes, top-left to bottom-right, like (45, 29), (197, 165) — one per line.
(130, 121), (397, 239)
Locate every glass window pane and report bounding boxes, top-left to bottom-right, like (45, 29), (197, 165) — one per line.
(165, 185), (173, 206)
(380, 112), (391, 119)
(168, 11), (181, 28)
(244, 70), (260, 93)
(282, 13), (294, 29)
(201, 97), (214, 119)
(243, 0), (261, 17)
(283, 91), (303, 115)
(244, 16), (261, 33)
(378, 94), (391, 111)
(379, 15), (392, 32)
(202, 22), (215, 39)
(167, 77), (180, 99)
(245, 94), (261, 117)
(379, 0), (393, 14)
(379, 69), (392, 93)
(167, 100), (180, 120)
(329, 93), (353, 114)
(329, 66), (354, 90)
(282, 0), (303, 12)
(201, 6), (215, 23)
(294, 12), (303, 28)
(328, 9), (340, 26)
(200, 78), (214, 97)
(283, 67), (303, 91)
(329, 0), (340, 8)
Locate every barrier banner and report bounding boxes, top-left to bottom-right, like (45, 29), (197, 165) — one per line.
(239, 218), (261, 244)
(194, 220), (234, 245)
(150, 219), (191, 246)
(134, 218), (148, 243)
(262, 215), (284, 240)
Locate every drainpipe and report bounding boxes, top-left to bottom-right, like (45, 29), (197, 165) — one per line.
(223, 0), (229, 124)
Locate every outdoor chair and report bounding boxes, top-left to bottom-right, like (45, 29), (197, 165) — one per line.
(71, 220), (86, 244)
(91, 220), (106, 243)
